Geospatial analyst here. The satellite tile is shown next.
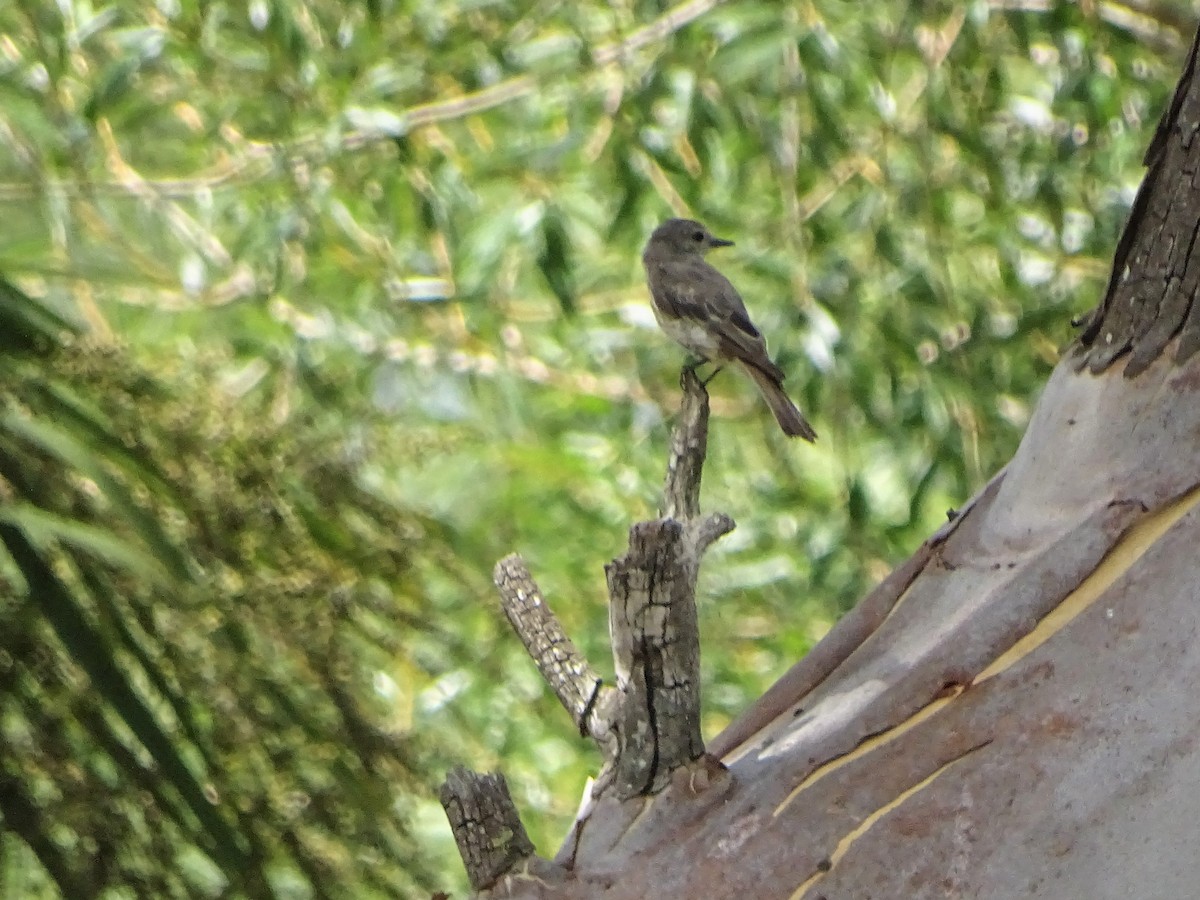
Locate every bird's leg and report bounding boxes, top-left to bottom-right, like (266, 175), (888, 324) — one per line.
(680, 356), (715, 391)
(679, 357), (724, 390)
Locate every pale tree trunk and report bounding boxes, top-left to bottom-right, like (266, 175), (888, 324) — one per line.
(444, 21), (1200, 900)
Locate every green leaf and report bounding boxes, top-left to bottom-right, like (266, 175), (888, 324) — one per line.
(537, 206), (576, 317)
(0, 503), (168, 581)
(0, 523), (250, 872)
(0, 276), (76, 354)
(0, 412), (193, 582)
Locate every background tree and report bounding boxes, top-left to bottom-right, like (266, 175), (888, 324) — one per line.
(0, 0), (1189, 895)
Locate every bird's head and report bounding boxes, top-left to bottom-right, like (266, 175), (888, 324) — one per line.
(645, 218), (735, 257)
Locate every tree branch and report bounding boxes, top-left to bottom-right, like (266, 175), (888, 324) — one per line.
(438, 767), (536, 891)
(605, 519), (705, 797)
(493, 554), (613, 745)
(660, 369), (711, 520)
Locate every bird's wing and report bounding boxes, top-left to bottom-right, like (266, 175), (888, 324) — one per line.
(646, 259), (715, 322)
(649, 258), (751, 325)
(647, 257), (787, 381)
(699, 265), (787, 382)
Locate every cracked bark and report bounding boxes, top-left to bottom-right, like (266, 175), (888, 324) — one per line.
(605, 518), (703, 797)
(600, 371), (733, 799)
(439, 768), (537, 891)
(443, 371), (734, 889)
(492, 554), (610, 744)
(1073, 25), (1200, 375)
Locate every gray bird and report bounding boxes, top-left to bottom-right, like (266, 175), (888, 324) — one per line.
(642, 218), (817, 441)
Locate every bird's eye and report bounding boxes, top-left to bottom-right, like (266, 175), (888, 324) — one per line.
(692, 231), (704, 242)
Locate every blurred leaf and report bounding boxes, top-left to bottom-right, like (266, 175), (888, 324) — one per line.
(0, 412), (193, 582)
(537, 206), (577, 317)
(0, 504), (167, 581)
(0, 276), (76, 354)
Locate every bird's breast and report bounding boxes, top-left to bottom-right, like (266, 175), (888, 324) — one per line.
(653, 307), (724, 360)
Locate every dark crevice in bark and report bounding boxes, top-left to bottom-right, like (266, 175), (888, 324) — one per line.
(1074, 25), (1200, 376)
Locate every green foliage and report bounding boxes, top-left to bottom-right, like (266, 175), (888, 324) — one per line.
(0, 0), (1186, 895)
(0, 320), (462, 894)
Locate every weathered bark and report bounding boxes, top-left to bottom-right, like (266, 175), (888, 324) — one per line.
(1075, 24), (1200, 375)
(446, 373), (735, 885)
(493, 554), (609, 743)
(439, 768), (542, 891)
(466, 19), (1200, 900)
(604, 516), (718, 798)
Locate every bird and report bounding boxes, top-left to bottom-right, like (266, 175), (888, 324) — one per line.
(641, 218), (817, 441)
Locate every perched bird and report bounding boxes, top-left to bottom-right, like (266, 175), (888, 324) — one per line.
(641, 218), (817, 441)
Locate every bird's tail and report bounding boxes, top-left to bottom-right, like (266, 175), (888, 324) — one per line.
(741, 362), (817, 441)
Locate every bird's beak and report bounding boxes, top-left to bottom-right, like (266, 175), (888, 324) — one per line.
(710, 237), (734, 248)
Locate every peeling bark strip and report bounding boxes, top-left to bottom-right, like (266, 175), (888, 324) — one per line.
(439, 767), (534, 890)
(1074, 25), (1200, 376)
(708, 540), (935, 761)
(709, 467), (1006, 761)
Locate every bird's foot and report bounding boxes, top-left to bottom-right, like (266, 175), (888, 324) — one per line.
(679, 357), (723, 390)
